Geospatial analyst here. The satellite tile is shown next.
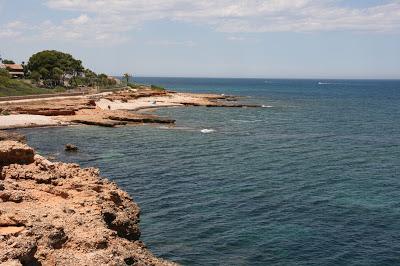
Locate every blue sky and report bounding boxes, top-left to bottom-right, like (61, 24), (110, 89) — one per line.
(0, 0), (399, 79)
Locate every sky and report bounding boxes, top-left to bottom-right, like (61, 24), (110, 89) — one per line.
(0, 0), (399, 79)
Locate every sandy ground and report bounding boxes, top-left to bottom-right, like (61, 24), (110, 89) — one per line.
(0, 91), (112, 105)
(0, 115), (64, 129)
(96, 93), (217, 111)
(96, 98), (182, 111)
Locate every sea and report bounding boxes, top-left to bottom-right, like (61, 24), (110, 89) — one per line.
(20, 78), (400, 265)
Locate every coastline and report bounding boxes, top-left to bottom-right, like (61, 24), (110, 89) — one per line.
(0, 87), (262, 264)
(0, 136), (177, 265)
(0, 86), (262, 130)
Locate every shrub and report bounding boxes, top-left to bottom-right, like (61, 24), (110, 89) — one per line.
(30, 71), (41, 83)
(150, 85), (165, 91)
(128, 83), (141, 89)
(0, 68), (10, 78)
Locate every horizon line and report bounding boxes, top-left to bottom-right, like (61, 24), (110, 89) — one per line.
(114, 75), (400, 81)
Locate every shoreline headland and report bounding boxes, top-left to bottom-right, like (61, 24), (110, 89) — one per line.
(0, 85), (262, 130)
(0, 133), (178, 265)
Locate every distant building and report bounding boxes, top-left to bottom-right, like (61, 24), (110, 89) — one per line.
(0, 63), (24, 78)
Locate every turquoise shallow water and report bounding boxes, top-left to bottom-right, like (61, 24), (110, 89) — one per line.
(21, 78), (400, 265)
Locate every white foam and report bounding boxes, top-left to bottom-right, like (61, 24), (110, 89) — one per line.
(262, 105), (273, 108)
(201, 129), (215, 134)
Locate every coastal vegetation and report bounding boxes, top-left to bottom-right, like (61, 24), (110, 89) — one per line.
(0, 50), (126, 96)
(27, 50), (84, 88)
(0, 68), (51, 97)
(1, 50), (163, 97)
(150, 84), (166, 91)
(1, 59), (15, 64)
(123, 73), (131, 84)
(26, 50), (118, 89)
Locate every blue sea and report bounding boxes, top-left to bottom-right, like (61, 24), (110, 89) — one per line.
(21, 78), (400, 265)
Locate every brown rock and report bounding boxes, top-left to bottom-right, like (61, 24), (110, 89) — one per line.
(0, 141), (35, 167)
(65, 144), (78, 152)
(70, 118), (127, 127)
(0, 131), (26, 143)
(0, 143), (177, 266)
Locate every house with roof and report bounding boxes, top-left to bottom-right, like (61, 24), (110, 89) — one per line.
(0, 63), (24, 78)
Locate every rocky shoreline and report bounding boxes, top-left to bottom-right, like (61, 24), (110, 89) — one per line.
(0, 88), (263, 265)
(0, 86), (262, 129)
(0, 132), (177, 265)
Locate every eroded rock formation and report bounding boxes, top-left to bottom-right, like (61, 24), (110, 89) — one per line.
(0, 131), (26, 143)
(0, 141), (177, 266)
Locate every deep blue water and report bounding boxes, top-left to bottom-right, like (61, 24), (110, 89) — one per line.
(21, 78), (400, 265)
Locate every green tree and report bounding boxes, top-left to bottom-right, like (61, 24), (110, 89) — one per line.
(0, 68), (10, 78)
(52, 67), (64, 86)
(30, 71), (41, 83)
(123, 73), (130, 84)
(39, 68), (49, 79)
(27, 50), (84, 88)
(2, 59), (15, 64)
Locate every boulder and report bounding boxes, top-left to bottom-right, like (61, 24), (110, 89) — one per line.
(65, 144), (78, 152)
(0, 141), (35, 167)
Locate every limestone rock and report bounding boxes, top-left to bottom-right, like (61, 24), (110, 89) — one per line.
(0, 132), (26, 143)
(0, 142), (177, 266)
(65, 144), (78, 152)
(0, 141), (35, 167)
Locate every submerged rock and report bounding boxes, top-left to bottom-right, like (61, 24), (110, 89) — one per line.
(65, 144), (78, 152)
(0, 141), (177, 266)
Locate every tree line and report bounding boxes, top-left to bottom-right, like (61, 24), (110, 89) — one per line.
(2, 50), (121, 89)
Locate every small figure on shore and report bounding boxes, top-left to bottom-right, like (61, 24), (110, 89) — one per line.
(108, 105), (111, 110)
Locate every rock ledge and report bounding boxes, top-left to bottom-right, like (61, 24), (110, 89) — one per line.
(0, 140), (177, 266)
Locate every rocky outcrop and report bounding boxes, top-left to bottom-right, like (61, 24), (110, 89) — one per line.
(65, 144), (78, 152)
(105, 89), (168, 102)
(60, 109), (175, 127)
(0, 141), (177, 266)
(106, 111), (175, 124)
(16, 108), (77, 116)
(0, 131), (26, 143)
(70, 118), (128, 127)
(0, 141), (35, 167)
(1, 87), (262, 130)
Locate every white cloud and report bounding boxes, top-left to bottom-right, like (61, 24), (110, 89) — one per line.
(66, 14), (90, 25)
(147, 40), (196, 47)
(2, 0), (400, 44)
(0, 21), (28, 38)
(43, 0), (400, 33)
(0, 29), (21, 38)
(6, 21), (27, 29)
(227, 36), (245, 41)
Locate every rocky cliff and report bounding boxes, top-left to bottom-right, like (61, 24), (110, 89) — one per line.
(0, 138), (177, 266)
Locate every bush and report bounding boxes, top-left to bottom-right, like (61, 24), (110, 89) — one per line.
(0, 68), (10, 78)
(53, 86), (67, 93)
(150, 85), (165, 91)
(0, 75), (51, 96)
(128, 83), (141, 89)
(30, 71), (41, 83)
